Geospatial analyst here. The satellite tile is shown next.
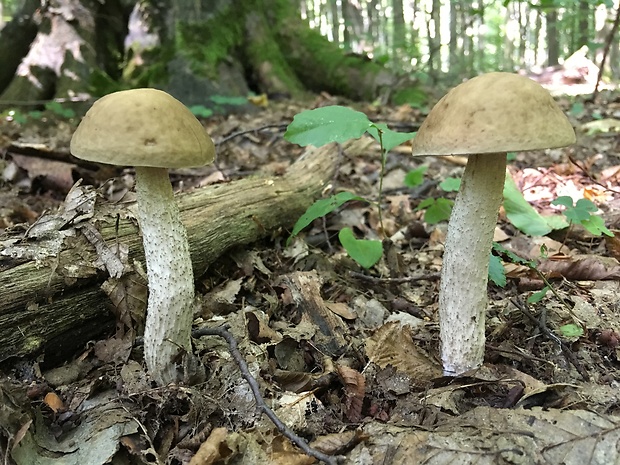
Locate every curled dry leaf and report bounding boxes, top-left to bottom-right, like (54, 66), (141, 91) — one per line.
(273, 369), (335, 394)
(366, 322), (442, 384)
(246, 311), (282, 344)
(537, 254), (620, 280)
(324, 301), (356, 320)
(188, 427), (231, 465)
(310, 429), (370, 455)
(336, 364), (365, 422)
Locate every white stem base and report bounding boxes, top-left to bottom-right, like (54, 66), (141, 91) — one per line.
(136, 167), (194, 385)
(439, 153), (506, 376)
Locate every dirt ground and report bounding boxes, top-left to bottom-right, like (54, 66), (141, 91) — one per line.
(1, 87), (620, 465)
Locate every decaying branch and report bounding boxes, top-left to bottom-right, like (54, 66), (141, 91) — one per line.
(0, 139), (373, 363)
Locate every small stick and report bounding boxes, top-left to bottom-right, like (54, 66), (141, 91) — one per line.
(568, 155), (620, 196)
(217, 124), (289, 145)
(192, 325), (341, 465)
(510, 297), (589, 381)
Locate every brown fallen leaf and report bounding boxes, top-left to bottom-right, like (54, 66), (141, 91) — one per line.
(189, 427), (231, 465)
(366, 322), (442, 384)
(537, 254), (620, 280)
(336, 365), (365, 422)
(310, 429), (369, 455)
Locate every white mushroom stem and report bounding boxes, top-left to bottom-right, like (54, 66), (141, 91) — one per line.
(439, 153), (506, 376)
(135, 166), (194, 385)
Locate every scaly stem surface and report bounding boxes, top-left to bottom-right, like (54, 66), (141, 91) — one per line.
(439, 153), (506, 376)
(136, 166), (194, 385)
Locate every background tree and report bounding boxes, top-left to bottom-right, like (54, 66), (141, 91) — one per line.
(0, 0), (618, 110)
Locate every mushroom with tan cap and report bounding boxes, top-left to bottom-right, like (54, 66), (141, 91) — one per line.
(70, 88), (215, 385)
(411, 72), (575, 376)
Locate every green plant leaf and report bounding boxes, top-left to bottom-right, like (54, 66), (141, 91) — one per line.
(418, 197), (453, 224)
(12, 111), (27, 124)
(404, 165), (428, 187)
(492, 242), (537, 268)
(503, 172), (553, 236)
(559, 323), (584, 338)
(551, 196), (614, 236)
(570, 102), (585, 118)
(543, 214), (570, 231)
(210, 95), (248, 106)
(288, 191), (367, 244)
(489, 254), (506, 287)
(552, 196), (589, 222)
(439, 177), (461, 192)
(527, 286), (550, 304)
(45, 101), (75, 118)
(367, 123), (416, 152)
(338, 227), (383, 269)
(284, 106), (372, 147)
(189, 105), (213, 118)
(581, 215), (614, 237)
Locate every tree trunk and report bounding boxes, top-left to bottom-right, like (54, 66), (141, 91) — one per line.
(0, 0), (414, 108)
(0, 0), (127, 108)
(547, 8), (559, 66)
(0, 0), (40, 95)
(0, 139), (370, 366)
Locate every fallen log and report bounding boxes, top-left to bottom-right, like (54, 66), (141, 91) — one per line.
(0, 138), (371, 364)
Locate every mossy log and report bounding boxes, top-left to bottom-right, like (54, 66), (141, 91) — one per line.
(0, 139), (370, 365)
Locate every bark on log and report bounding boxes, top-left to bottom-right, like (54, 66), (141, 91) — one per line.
(0, 139), (371, 365)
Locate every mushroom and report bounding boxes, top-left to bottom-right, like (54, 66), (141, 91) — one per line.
(411, 72), (575, 376)
(70, 88), (215, 385)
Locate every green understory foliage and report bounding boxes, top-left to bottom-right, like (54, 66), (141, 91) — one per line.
(285, 105), (614, 294)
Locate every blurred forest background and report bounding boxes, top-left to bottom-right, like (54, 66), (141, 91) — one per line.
(0, 0), (618, 111)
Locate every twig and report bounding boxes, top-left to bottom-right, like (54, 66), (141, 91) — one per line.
(510, 297), (589, 381)
(192, 325), (341, 465)
(349, 270), (440, 283)
(593, 5), (620, 98)
(217, 124), (289, 145)
(568, 155), (620, 195)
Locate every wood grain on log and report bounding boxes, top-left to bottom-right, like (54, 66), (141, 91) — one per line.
(0, 139), (372, 364)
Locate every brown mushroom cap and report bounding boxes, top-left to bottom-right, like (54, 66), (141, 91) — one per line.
(411, 72), (576, 156)
(71, 88), (215, 168)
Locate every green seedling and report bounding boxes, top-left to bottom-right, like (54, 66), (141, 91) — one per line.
(287, 191), (367, 245)
(403, 165), (428, 187)
(416, 197), (453, 224)
(45, 101), (75, 119)
(439, 177), (460, 192)
(338, 227), (384, 269)
(551, 196), (614, 237)
(491, 242), (570, 305)
(490, 242), (536, 288)
(559, 323), (584, 338)
(189, 105), (213, 118)
(503, 172), (561, 236)
(285, 105), (415, 269)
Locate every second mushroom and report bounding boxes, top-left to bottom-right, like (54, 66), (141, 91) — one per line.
(411, 72), (575, 376)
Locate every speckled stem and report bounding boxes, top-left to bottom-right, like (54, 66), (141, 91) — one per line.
(439, 153), (506, 376)
(136, 166), (194, 385)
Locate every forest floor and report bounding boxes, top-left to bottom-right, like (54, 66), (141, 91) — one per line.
(1, 86), (620, 465)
